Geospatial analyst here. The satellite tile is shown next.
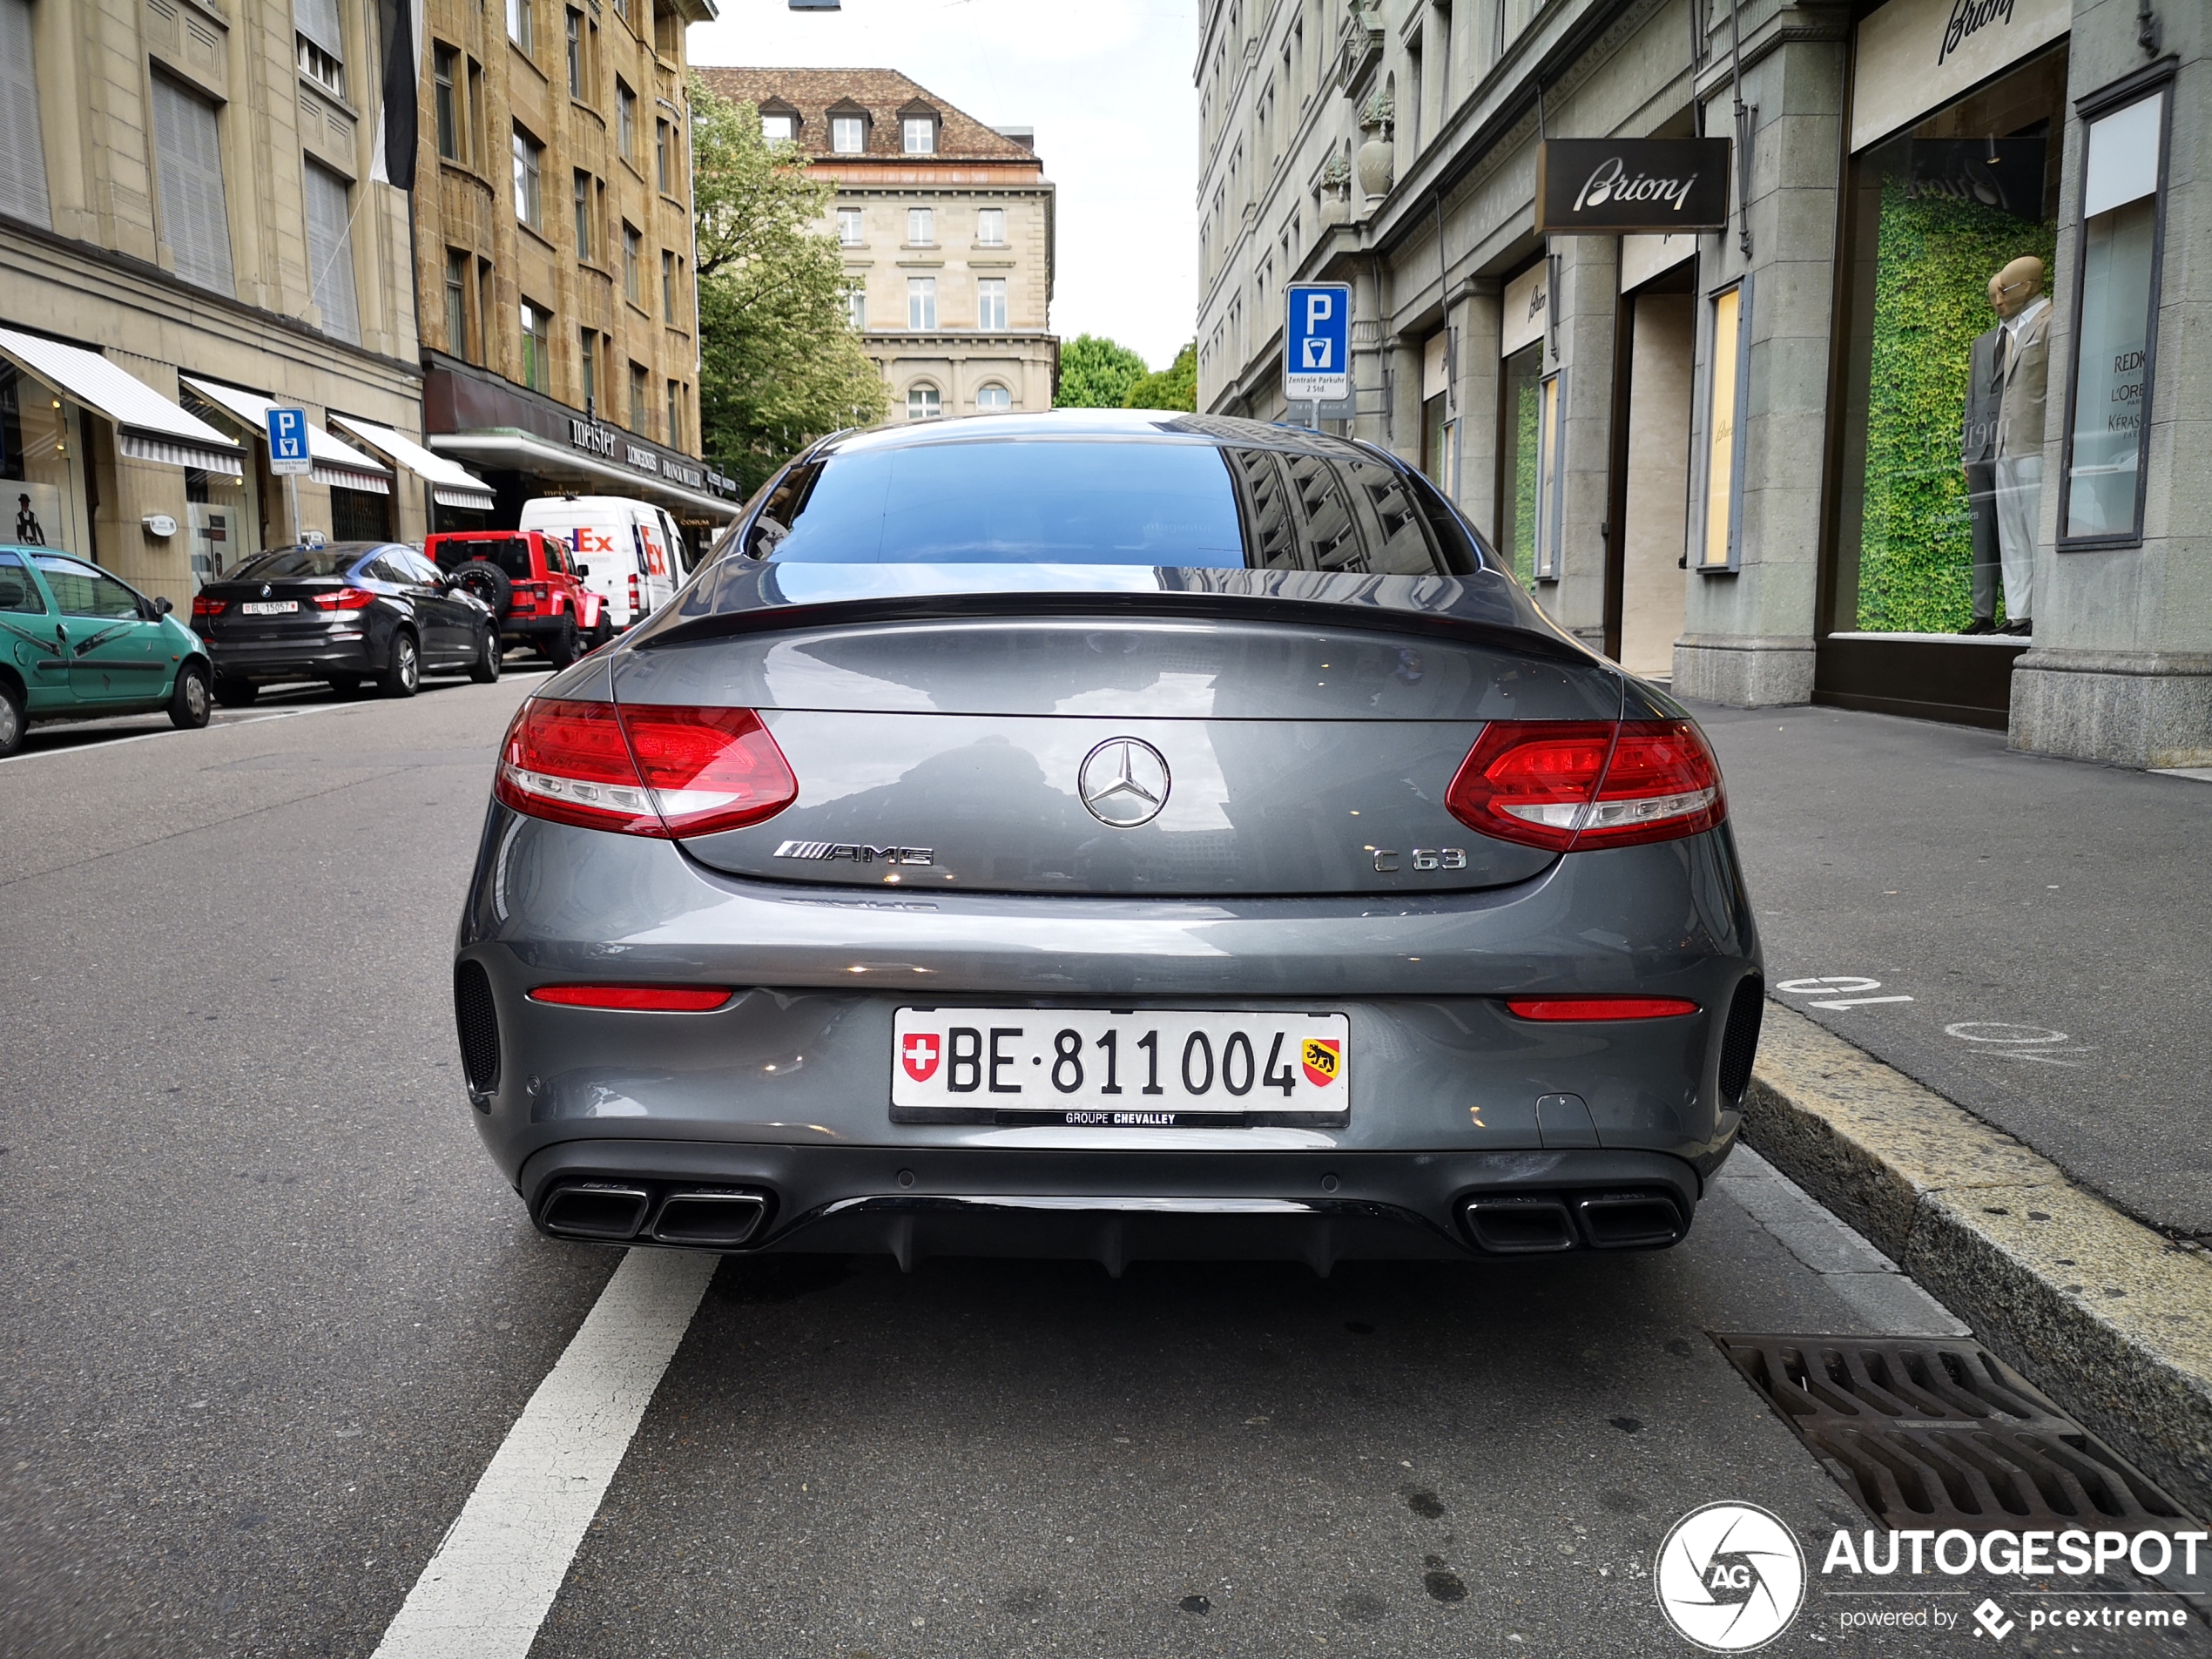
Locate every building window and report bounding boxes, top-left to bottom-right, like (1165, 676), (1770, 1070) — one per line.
(976, 277), (1007, 331)
(511, 126), (543, 226)
(907, 206), (933, 245)
(907, 277), (936, 329)
(831, 115), (864, 154)
(0, 0), (52, 229)
(578, 329), (597, 409)
(1701, 285), (1744, 571)
(762, 112), (794, 142)
(907, 384), (941, 421)
(303, 159), (360, 347)
(661, 249), (676, 320)
(434, 44), (462, 159)
(565, 9), (583, 98)
(629, 361), (649, 432)
(976, 206), (1005, 246)
(622, 222), (641, 303)
(150, 76), (235, 297)
(844, 280), (866, 330)
(520, 300), (550, 392)
(666, 380), (683, 448)
(2060, 84), (2169, 548)
(837, 206), (863, 246)
(902, 116), (935, 154)
(444, 248), (470, 356)
(506, 0), (532, 53)
(298, 36), (345, 98)
(573, 169), (593, 256)
(617, 79), (636, 157)
(656, 119), (672, 192)
(977, 382), (1011, 412)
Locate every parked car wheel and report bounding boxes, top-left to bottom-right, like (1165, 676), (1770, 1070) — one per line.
(213, 678), (258, 708)
(380, 630), (421, 698)
(469, 624), (503, 684)
(167, 661), (212, 730)
(588, 617), (614, 653)
(0, 680), (23, 758)
(450, 559), (514, 614)
(543, 615), (579, 670)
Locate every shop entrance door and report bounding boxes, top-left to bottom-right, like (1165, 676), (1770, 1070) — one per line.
(1613, 288), (1694, 681)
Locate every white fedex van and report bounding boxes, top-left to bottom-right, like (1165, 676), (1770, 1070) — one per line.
(517, 496), (689, 631)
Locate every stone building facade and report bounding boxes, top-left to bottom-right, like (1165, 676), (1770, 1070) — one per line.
(0, 0), (432, 603)
(697, 68), (1057, 422)
(412, 0), (737, 535)
(1197, 0), (2209, 769)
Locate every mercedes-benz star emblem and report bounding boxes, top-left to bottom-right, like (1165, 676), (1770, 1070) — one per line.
(1078, 737), (1170, 828)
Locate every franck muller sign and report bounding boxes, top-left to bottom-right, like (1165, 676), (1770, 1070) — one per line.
(1534, 138), (1731, 234)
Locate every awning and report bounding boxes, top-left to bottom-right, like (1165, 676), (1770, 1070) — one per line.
(326, 414), (496, 511)
(0, 327), (245, 475)
(181, 376), (395, 494)
(429, 428), (741, 522)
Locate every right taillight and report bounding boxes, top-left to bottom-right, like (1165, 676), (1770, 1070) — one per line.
(1446, 718), (1724, 852)
(494, 698), (798, 839)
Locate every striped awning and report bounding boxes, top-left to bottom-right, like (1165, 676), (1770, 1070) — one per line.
(326, 414), (496, 512)
(181, 376), (394, 493)
(0, 328), (245, 475)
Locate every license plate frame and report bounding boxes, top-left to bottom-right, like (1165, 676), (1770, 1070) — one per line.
(239, 600), (298, 615)
(890, 1008), (1350, 1128)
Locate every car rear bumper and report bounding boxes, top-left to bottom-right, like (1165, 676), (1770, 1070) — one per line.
(515, 1138), (1703, 1265)
(501, 616), (576, 640)
(206, 638), (376, 680)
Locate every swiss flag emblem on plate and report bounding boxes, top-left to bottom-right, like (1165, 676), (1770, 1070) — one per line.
(1301, 1038), (1341, 1088)
(901, 1032), (941, 1083)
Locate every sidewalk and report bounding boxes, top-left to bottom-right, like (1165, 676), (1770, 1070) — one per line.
(1690, 698), (2211, 1240)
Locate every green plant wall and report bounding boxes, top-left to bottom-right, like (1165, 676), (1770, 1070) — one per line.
(1513, 376), (1540, 590)
(1856, 179), (2055, 631)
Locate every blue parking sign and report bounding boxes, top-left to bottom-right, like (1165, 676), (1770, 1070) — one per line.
(266, 406), (312, 475)
(1285, 282), (1352, 402)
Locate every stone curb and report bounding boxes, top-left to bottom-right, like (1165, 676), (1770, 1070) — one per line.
(1739, 1001), (2212, 1520)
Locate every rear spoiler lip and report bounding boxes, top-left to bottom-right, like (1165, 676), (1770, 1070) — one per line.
(631, 570), (1603, 671)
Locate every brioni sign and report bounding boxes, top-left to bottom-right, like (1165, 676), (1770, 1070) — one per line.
(1534, 138), (1731, 234)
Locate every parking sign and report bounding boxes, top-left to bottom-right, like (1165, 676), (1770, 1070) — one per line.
(1284, 282), (1352, 403)
(266, 407), (312, 476)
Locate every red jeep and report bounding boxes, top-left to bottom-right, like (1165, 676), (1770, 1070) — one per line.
(427, 530), (607, 668)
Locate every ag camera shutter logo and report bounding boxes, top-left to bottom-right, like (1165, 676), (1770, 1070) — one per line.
(1655, 1502), (1806, 1651)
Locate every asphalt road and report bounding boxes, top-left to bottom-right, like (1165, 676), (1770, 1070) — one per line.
(2, 678), (2202, 1658)
(1693, 700), (2212, 1238)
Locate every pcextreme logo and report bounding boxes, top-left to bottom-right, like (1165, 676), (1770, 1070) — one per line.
(1655, 1502), (1807, 1651)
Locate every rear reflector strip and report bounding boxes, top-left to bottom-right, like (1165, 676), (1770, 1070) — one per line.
(1507, 996), (1699, 1022)
(527, 984), (733, 1011)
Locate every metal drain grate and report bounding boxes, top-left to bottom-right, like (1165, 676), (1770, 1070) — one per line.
(1718, 1335), (2194, 1532)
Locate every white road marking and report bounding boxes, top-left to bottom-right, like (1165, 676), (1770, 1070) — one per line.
(1809, 995), (1915, 1010)
(1944, 1021), (2067, 1044)
(0, 695), (368, 765)
(371, 1247), (717, 1659)
(1776, 976), (1883, 996)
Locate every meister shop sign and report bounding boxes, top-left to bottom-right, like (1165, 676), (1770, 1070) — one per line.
(1534, 139), (1731, 234)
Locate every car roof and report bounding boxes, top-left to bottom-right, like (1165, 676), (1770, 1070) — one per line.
(815, 408), (1392, 466)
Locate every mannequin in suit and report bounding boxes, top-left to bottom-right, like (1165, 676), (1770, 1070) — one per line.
(1959, 327), (2003, 632)
(1990, 255), (2048, 637)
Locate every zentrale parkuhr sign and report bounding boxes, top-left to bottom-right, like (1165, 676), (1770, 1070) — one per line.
(1534, 138), (1732, 234)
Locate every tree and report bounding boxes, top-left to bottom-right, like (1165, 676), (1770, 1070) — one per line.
(1123, 341), (1197, 412)
(690, 78), (887, 493)
(1053, 334), (1149, 408)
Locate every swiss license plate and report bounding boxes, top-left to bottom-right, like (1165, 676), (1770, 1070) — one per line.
(239, 600), (297, 615)
(891, 1008), (1349, 1126)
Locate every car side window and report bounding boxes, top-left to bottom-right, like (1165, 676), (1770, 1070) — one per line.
(0, 551), (44, 612)
(365, 556), (412, 584)
(399, 551), (443, 586)
(33, 556), (141, 618)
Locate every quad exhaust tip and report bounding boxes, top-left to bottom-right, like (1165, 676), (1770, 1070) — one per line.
(1461, 1190), (1685, 1254)
(651, 1189), (768, 1248)
(539, 1181), (652, 1241)
(536, 1181), (771, 1248)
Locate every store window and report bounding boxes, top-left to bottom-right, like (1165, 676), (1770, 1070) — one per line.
(1699, 282), (1746, 570)
(1, 363), (91, 556)
(1494, 260), (1556, 589)
(1830, 44), (2066, 637)
(2060, 81), (2168, 548)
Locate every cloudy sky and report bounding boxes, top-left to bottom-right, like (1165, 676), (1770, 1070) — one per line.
(689, 0), (1200, 370)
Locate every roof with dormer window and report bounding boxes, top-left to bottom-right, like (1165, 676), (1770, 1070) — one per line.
(698, 69), (1040, 165)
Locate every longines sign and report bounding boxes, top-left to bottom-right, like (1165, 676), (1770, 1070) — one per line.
(1534, 139), (1731, 234)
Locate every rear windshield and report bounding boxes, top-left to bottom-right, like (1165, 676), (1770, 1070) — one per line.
(433, 536), (535, 577)
(226, 547), (366, 581)
(747, 438), (1480, 575)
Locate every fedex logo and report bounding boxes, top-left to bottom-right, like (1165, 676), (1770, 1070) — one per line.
(563, 528), (617, 556)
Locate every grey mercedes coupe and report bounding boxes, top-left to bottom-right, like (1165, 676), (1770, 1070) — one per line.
(454, 409), (1761, 1270)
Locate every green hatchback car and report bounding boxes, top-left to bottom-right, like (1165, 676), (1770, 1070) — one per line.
(0, 544), (213, 758)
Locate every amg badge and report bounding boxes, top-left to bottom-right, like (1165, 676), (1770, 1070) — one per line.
(773, 840), (935, 867)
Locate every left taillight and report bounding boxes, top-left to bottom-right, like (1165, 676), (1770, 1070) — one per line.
(1445, 718), (1725, 852)
(494, 698), (798, 838)
(190, 594), (226, 621)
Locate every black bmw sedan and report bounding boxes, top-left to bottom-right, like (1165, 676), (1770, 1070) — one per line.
(193, 542), (502, 704)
